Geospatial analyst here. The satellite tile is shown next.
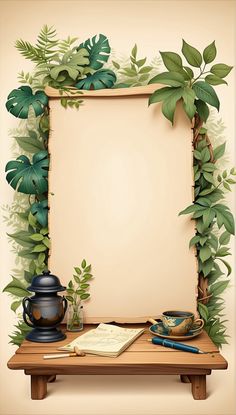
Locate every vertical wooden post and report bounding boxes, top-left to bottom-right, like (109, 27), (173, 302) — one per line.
(189, 375), (206, 400)
(31, 375), (48, 400)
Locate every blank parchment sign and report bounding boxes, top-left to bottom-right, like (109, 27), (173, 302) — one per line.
(48, 87), (198, 322)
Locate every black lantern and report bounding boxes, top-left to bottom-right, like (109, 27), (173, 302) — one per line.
(22, 270), (68, 342)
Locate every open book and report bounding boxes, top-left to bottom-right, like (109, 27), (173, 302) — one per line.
(58, 323), (145, 357)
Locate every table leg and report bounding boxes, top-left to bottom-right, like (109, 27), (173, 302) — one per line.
(31, 375), (48, 400)
(189, 375), (206, 400)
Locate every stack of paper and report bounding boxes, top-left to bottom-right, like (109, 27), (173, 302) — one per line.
(58, 323), (144, 357)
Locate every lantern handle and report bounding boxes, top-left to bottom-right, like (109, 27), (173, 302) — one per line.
(62, 296), (68, 314)
(22, 297), (34, 328)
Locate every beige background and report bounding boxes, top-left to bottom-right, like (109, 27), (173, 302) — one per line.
(48, 91), (197, 322)
(0, 1), (235, 414)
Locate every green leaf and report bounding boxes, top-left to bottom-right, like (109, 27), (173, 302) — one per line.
(15, 135), (45, 153)
(199, 245), (212, 262)
(78, 34), (111, 70)
(42, 237), (50, 248)
(205, 74), (227, 86)
(74, 267), (82, 275)
(203, 208), (215, 227)
(162, 88), (183, 124)
(201, 257), (214, 276)
(131, 44), (137, 59)
(198, 302), (209, 321)
(201, 147), (211, 163)
(7, 231), (34, 248)
(29, 233), (44, 241)
(149, 86), (179, 105)
(203, 41), (217, 64)
(82, 273), (93, 280)
(6, 86), (48, 119)
(31, 244), (47, 253)
(30, 199), (48, 227)
(182, 40), (202, 67)
(219, 259), (231, 276)
(215, 209), (235, 235)
(136, 58), (147, 67)
(202, 163), (216, 173)
(11, 300), (22, 312)
(66, 296), (74, 303)
(3, 277), (29, 297)
(213, 142), (226, 160)
(210, 63), (233, 78)
(179, 204), (204, 215)
(50, 49), (89, 81)
(75, 69), (116, 90)
(81, 259), (86, 269)
(189, 235), (200, 248)
(183, 66), (194, 79)
(139, 66), (153, 74)
(182, 87), (196, 119)
(80, 293), (90, 300)
(84, 265), (91, 272)
(5, 151), (49, 195)
(81, 283), (89, 289)
(209, 280), (229, 296)
(74, 275), (80, 284)
(219, 231), (230, 245)
(216, 246), (231, 257)
(160, 51), (183, 71)
(203, 172), (215, 185)
(112, 60), (120, 70)
(195, 99), (209, 122)
(192, 81), (219, 110)
(148, 71), (185, 87)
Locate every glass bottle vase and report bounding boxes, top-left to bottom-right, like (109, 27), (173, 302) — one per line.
(66, 301), (83, 332)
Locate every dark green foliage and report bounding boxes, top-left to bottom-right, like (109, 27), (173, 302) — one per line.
(30, 199), (48, 227)
(6, 86), (48, 119)
(5, 151), (49, 195)
(75, 69), (116, 90)
(77, 34), (111, 70)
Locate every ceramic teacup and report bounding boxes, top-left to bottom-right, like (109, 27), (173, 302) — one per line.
(160, 310), (204, 336)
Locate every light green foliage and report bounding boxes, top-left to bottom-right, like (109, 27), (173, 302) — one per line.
(111, 44), (158, 87)
(149, 39), (233, 124)
(66, 260), (93, 304)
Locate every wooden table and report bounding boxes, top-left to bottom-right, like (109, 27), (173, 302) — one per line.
(7, 324), (227, 400)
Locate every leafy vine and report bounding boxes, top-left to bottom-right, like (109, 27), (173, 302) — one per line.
(3, 27), (234, 347)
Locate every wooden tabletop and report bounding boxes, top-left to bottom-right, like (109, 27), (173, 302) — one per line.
(8, 324), (227, 374)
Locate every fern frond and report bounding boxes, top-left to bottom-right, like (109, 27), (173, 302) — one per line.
(15, 39), (43, 63)
(59, 36), (78, 53)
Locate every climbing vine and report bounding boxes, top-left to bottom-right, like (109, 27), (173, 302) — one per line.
(3, 27), (234, 347)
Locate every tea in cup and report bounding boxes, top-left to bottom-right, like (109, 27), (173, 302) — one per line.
(160, 310), (204, 336)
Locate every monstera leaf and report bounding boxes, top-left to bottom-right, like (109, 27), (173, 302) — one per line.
(49, 48), (90, 81)
(30, 199), (48, 227)
(5, 151), (49, 194)
(75, 69), (116, 90)
(6, 86), (48, 119)
(78, 34), (111, 70)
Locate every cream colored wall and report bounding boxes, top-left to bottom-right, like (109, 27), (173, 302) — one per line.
(0, 1), (235, 414)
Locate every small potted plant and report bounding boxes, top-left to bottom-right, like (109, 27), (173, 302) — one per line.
(65, 259), (93, 331)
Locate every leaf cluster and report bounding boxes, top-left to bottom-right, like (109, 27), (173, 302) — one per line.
(112, 44), (154, 88)
(66, 260), (93, 304)
(149, 40), (233, 124)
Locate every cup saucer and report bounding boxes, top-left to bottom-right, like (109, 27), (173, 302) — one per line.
(149, 321), (203, 340)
